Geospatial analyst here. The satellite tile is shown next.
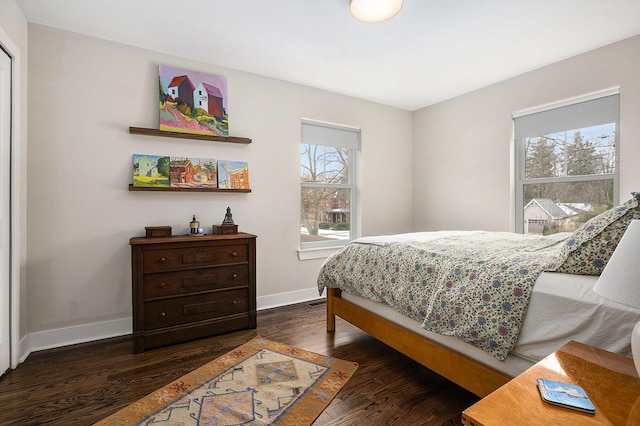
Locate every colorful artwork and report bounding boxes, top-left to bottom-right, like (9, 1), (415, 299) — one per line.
(133, 154), (218, 189)
(218, 160), (250, 190)
(159, 64), (228, 136)
(133, 154), (170, 187)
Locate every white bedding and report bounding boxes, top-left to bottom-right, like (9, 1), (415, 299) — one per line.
(338, 270), (640, 377)
(514, 271), (640, 362)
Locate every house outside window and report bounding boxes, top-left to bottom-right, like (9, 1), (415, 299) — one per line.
(300, 119), (360, 249)
(514, 88), (619, 234)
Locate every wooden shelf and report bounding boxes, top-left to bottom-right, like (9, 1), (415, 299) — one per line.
(129, 126), (251, 144)
(129, 184), (251, 193)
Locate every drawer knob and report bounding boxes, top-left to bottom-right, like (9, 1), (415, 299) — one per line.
(197, 296), (204, 302)
(159, 282), (166, 288)
(231, 251), (237, 257)
(197, 248), (204, 253)
(232, 274), (238, 279)
(159, 257), (166, 263)
(160, 312), (166, 317)
(232, 300), (238, 305)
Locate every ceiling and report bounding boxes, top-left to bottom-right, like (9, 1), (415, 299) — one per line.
(15, 0), (640, 111)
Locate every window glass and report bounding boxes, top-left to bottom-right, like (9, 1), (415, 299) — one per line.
(300, 121), (359, 248)
(514, 91), (619, 234)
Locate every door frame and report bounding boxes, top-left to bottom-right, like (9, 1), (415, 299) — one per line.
(0, 25), (22, 368)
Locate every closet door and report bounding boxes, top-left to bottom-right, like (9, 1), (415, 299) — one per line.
(0, 46), (11, 375)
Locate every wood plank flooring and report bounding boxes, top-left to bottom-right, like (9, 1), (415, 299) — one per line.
(0, 301), (479, 425)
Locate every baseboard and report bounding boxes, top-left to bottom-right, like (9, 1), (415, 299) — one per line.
(26, 318), (132, 355)
(17, 287), (322, 362)
(257, 286), (322, 310)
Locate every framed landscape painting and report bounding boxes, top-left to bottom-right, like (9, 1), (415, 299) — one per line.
(159, 64), (228, 136)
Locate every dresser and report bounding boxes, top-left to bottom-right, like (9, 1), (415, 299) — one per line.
(130, 232), (257, 352)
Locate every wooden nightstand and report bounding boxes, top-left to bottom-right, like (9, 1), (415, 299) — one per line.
(462, 341), (640, 425)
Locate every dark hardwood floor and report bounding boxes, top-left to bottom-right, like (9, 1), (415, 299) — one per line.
(0, 300), (479, 425)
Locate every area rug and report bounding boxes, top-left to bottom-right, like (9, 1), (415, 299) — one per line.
(95, 336), (358, 425)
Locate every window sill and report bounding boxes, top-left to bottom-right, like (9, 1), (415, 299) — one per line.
(297, 246), (342, 261)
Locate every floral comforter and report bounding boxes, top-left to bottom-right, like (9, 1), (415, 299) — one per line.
(317, 231), (569, 361)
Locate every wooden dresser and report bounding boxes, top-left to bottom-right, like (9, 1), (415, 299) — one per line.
(130, 232), (257, 352)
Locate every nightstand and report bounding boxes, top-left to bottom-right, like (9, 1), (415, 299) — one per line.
(462, 341), (640, 425)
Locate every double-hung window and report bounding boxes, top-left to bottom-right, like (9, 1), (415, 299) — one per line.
(300, 119), (360, 250)
(514, 88), (619, 235)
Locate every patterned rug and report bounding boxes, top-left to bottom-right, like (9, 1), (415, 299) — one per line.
(95, 336), (358, 425)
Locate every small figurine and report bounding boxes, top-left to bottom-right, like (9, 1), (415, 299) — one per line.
(213, 207), (238, 234)
(190, 215), (200, 234)
(222, 207), (235, 225)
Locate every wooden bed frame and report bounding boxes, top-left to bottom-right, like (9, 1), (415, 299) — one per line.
(326, 288), (512, 397)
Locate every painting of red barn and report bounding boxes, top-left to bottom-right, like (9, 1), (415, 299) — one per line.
(170, 157), (218, 189)
(159, 64), (228, 136)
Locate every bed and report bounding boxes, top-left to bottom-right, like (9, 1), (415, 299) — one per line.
(317, 194), (640, 397)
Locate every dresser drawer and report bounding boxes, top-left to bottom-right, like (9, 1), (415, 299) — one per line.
(143, 265), (248, 299)
(143, 244), (248, 272)
(144, 288), (249, 330)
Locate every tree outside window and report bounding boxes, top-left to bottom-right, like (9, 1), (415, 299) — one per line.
(300, 143), (352, 246)
(519, 123), (617, 234)
(515, 91), (619, 235)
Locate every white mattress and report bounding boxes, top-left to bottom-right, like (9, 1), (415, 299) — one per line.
(338, 271), (640, 377)
(513, 271), (640, 362)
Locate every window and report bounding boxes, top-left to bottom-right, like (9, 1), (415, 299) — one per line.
(514, 88), (619, 235)
(300, 119), (360, 249)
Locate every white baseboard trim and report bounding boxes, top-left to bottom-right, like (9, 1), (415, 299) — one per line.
(257, 286), (322, 310)
(26, 318), (132, 355)
(16, 287), (323, 362)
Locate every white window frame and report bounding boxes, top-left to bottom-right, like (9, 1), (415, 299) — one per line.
(299, 119), (361, 259)
(513, 87), (620, 234)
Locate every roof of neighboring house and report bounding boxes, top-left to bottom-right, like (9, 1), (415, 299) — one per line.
(168, 75), (195, 90)
(557, 203), (592, 215)
(524, 198), (569, 219)
(200, 82), (223, 98)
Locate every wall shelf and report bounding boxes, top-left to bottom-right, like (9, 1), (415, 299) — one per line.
(129, 184), (251, 193)
(129, 126), (252, 144)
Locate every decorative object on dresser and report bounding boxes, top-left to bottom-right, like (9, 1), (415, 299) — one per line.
(213, 206), (238, 234)
(130, 232), (257, 353)
(189, 215), (203, 234)
(593, 219), (640, 377)
(145, 226), (172, 238)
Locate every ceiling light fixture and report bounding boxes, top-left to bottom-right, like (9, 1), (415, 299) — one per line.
(350, 0), (404, 23)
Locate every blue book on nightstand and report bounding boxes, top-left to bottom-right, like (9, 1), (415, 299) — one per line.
(537, 378), (596, 414)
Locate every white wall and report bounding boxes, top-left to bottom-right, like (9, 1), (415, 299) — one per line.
(413, 34), (640, 232)
(25, 24), (413, 349)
